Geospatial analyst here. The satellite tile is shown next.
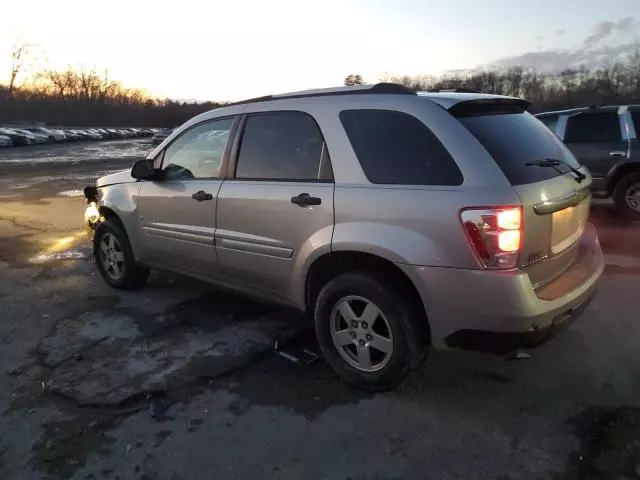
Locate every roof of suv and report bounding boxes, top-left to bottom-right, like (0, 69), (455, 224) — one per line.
(219, 82), (526, 113)
(537, 104), (640, 116)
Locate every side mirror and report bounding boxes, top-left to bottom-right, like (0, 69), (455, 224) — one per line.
(131, 159), (158, 180)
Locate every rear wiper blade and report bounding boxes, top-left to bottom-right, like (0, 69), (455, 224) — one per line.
(524, 159), (586, 183)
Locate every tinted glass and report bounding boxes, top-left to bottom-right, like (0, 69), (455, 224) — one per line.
(537, 114), (558, 131)
(235, 112), (325, 181)
(565, 112), (621, 143)
(459, 112), (581, 185)
(339, 109), (462, 185)
(162, 118), (232, 180)
(631, 110), (640, 137)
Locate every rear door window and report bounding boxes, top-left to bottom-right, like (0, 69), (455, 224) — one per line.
(458, 111), (581, 186)
(565, 112), (621, 143)
(235, 111), (328, 181)
(339, 109), (463, 185)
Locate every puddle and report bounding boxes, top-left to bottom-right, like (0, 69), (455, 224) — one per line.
(29, 250), (88, 264)
(57, 190), (84, 198)
(32, 413), (126, 479)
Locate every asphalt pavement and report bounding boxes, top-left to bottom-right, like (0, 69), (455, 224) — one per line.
(0, 140), (639, 480)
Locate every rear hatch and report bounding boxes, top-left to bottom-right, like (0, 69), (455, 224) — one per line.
(451, 99), (591, 289)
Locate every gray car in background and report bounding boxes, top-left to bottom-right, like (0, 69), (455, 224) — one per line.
(83, 84), (603, 390)
(536, 105), (640, 218)
(151, 128), (174, 144)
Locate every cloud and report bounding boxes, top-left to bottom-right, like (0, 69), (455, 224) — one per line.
(536, 35), (544, 41)
(476, 42), (638, 74)
(583, 17), (636, 48)
(583, 21), (616, 47)
(556, 29), (566, 36)
(616, 16), (635, 33)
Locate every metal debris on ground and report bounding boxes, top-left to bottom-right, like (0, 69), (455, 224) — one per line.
(274, 340), (320, 365)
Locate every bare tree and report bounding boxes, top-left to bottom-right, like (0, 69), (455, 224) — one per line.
(8, 41), (34, 100)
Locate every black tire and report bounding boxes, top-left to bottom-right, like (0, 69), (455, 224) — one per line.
(93, 220), (149, 289)
(613, 172), (640, 220)
(314, 271), (420, 391)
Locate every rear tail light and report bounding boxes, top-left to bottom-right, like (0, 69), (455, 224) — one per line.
(460, 207), (522, 269)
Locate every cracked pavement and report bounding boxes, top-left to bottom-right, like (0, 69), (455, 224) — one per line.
(1, 140), (640, 480)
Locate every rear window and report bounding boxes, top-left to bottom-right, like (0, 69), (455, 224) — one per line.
(339, 109), (463, 186)
(458, 111), (581, 185)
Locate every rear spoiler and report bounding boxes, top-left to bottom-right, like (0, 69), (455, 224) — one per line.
(448, 98), (531, 117)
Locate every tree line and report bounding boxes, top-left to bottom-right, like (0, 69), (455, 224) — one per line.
(345, 46), (640, 113)
(1, 43), (222, 128)
(0, 66), (222, 128)
(3, 43), (640, 128)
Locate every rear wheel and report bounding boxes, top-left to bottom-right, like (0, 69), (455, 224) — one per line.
(94, 220), (149, 289)
(314, 272), (418, 391)
(613, 172), (640, 220)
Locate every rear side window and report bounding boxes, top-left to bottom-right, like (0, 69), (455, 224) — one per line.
(565, 112), (621, 143)
(631, 111), (640, 137)
(537, 114), (559, 132)
(458, 111), (581, 186)
(235, 111), (326, 181)
(339, 109), (462, 185)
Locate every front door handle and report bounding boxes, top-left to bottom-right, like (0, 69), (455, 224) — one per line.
(191, 190), (213, 202)
(610, 151), (626, 158)
(291, 193), (321, 207)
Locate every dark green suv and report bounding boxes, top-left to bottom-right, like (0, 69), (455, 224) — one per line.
(536, 105), (640, 219)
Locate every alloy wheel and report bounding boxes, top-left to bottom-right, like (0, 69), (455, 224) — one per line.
(99, 232), (125, 280)
(330, 295), (394, 372)
(625, 183), (640, 212)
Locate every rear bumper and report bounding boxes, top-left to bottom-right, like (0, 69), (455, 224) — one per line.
(399, 223), (604, 353)
(443, 287), (596, 354)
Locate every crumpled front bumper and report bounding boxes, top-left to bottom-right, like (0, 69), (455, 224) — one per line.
(83, 186), (101, 240)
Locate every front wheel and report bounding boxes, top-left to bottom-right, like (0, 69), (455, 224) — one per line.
(94, 220), (149, 289)
(613, 172), (640, 220)
(314, 272), (418, 391)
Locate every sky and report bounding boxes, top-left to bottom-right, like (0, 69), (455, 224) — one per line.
(1, 0), (639, 102)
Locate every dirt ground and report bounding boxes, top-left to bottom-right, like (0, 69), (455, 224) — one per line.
(1, 140), (639, 480)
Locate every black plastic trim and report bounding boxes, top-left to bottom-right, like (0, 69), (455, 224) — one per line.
(445, 291), (595, 354)
(227, 83), (415, 106)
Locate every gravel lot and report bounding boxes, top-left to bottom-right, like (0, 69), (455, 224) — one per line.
(0, 140), (639, 480)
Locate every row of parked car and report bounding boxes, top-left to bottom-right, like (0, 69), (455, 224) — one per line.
(0, 126), (156, 147)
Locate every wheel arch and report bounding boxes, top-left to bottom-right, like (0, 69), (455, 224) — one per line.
(305, 250), (431, 366)
(607, 162), (640, 194)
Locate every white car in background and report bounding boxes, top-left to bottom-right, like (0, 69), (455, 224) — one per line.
(84, 130), (104, 140)
(25, 127), (66, 142)
(12, 129), (47, 144)
(0, 135), (12, 147)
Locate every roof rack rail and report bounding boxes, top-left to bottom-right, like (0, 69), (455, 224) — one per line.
(588, 103), (606, 108)
(228, 82), (416, 106)
(427, 88), (480, 93)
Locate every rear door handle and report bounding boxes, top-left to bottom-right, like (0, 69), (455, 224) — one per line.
(191, 190), (213, 202)
(610, 151), (626, 158)
(291, 193), (321, 207)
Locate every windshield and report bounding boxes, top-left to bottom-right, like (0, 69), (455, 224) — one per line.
(458, 111), (582, 185)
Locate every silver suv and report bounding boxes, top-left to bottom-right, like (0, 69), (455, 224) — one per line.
(84, 83), (604, 390)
